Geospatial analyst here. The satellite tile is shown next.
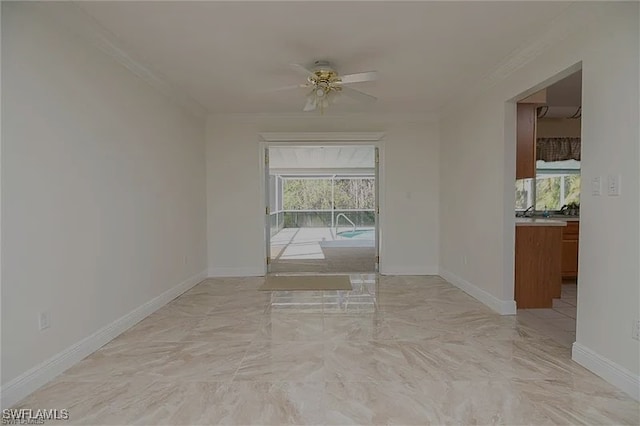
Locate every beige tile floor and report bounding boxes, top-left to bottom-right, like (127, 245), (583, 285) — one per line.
(15, 276), (639, 425)
(518, 283), (577, 348)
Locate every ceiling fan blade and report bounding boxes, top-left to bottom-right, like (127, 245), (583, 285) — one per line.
(339, 71), (378, 84)
(303, 99), (317, 112)
(290, 63), (316, 78)
(262, 84), (310, 93)
(303, 93), (317, 111)
(340, 86), (377, 103)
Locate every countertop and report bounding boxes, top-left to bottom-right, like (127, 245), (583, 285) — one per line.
(515, 214), (580, 222)
(547, 216), (580, 221)
(515, 218), (568, 227)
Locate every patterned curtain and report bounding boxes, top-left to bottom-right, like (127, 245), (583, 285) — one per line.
(536, 137), (581, 162)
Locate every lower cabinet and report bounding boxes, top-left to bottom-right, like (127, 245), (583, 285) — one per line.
(561, 222), (579, 279)
(515, 226), (563, 309)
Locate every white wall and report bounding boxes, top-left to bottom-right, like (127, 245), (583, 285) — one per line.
(440, 3), (639, 396)
(1, 1), (207, 394)
(206, 114), (439, 277)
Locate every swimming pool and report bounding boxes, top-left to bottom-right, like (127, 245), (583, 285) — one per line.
(337, 229), (375, 239)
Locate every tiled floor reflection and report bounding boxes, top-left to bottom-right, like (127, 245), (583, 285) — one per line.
(518, 283), (577, 348)
(268, 274), (377, 314)
(15, 276), (639, 425)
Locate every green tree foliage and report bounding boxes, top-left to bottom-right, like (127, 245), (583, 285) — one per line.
(515, 179), (532, 209)
(564, 175), (581, 205)
(535, 175), (581, 210)
(536, 177), (561, 210)
(283, 178), (375, 210)
(283, 179), (332, 210)
(334, 179), (375, 209)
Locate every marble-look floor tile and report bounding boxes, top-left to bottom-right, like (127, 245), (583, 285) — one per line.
(150, 341), (251, 381)
(235, 341), (325, 382)
(112, 314), (200, 343)
(158, 294), (223, 317)
(255, 314), (324, 341)
(62, 340), (251, 382)
(16, 380), (179, 425)
(12, 275), (639, 425)
(553, 306), (577, 319)
(414, 380), (555, 425)
(482, 338), (588, 381)
(190, 382), (325, 425)
(324, 381), (446, 425)
(528, 308), (568, 319)
(514, 379), (640, 425)
(384, 317), (453, 340)
(323, 315), (396, 341)
(324, 341), (414, 382)
(61, 341), (184, 382)
(552, 298), (572, 308)
(325, 380), (553, 425)
(184, 315), (262, 341)
(398, 338), (511, 381)
(552, 317), (577, 331)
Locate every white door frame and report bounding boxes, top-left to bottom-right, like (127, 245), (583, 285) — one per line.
(258, 132), (385, 275)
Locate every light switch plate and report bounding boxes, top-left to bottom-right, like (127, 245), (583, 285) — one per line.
(607, 174), (621, 196)
(591, 176), (601, 196)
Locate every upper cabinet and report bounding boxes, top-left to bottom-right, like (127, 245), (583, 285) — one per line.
(516, 103), (537, 180)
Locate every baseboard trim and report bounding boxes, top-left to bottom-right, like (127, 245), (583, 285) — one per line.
(440, 269), (516, 315)
(379, 265), (439, 276)
(572, 342), (640, 401)
(0, 269), (208, 409)
(208, 266), (265, 277)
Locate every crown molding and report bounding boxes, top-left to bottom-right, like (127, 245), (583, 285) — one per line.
(32, 2), (207, 118)
(259, 132), (385, 142)
(208, 111), (439, 123)
(440, 2), (608, 117)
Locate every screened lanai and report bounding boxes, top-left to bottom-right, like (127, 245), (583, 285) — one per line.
(267, 145), (377, 274)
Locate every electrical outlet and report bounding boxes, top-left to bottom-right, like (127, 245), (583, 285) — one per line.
(39, 311), (51, 331)
(463, 255), (468, 265)
(183, 255), (188, 266)
(632, 320), (640, 341)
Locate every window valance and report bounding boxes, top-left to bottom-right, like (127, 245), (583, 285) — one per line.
(536, 137), (581, 162)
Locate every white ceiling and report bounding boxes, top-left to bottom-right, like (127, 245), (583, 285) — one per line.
(72, 1), (575, 114)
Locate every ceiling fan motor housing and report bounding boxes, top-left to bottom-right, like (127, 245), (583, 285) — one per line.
(285, 60), (377, 112)
(308, 61), (341, 93)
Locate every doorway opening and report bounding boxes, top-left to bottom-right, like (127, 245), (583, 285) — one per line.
(264, 145), (379, 274)
(514, 68), (582, 348)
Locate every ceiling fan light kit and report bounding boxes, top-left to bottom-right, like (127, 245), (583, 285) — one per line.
(271, 60), (378, 113)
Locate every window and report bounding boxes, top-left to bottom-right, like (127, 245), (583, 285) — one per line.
(515, 160), (580, 212)
(282, 177), (375, 210)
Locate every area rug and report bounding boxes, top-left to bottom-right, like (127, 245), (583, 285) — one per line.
(259, 275), (352, 291)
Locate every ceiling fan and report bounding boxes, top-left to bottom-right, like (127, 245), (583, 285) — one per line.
(269, 60), (378, 112)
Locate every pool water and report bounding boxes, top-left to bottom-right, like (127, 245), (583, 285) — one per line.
(337, 229), (375, 239)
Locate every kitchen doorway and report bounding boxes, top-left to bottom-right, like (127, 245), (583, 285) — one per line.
(513, 68), (582, 348)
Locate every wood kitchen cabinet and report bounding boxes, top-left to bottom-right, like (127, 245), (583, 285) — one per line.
(561, 221), (580, 279)
(515, 224), (563, 309)
(516, 103), (537, 179)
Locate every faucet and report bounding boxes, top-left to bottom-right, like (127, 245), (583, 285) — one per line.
(516, 205), (535, 218)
